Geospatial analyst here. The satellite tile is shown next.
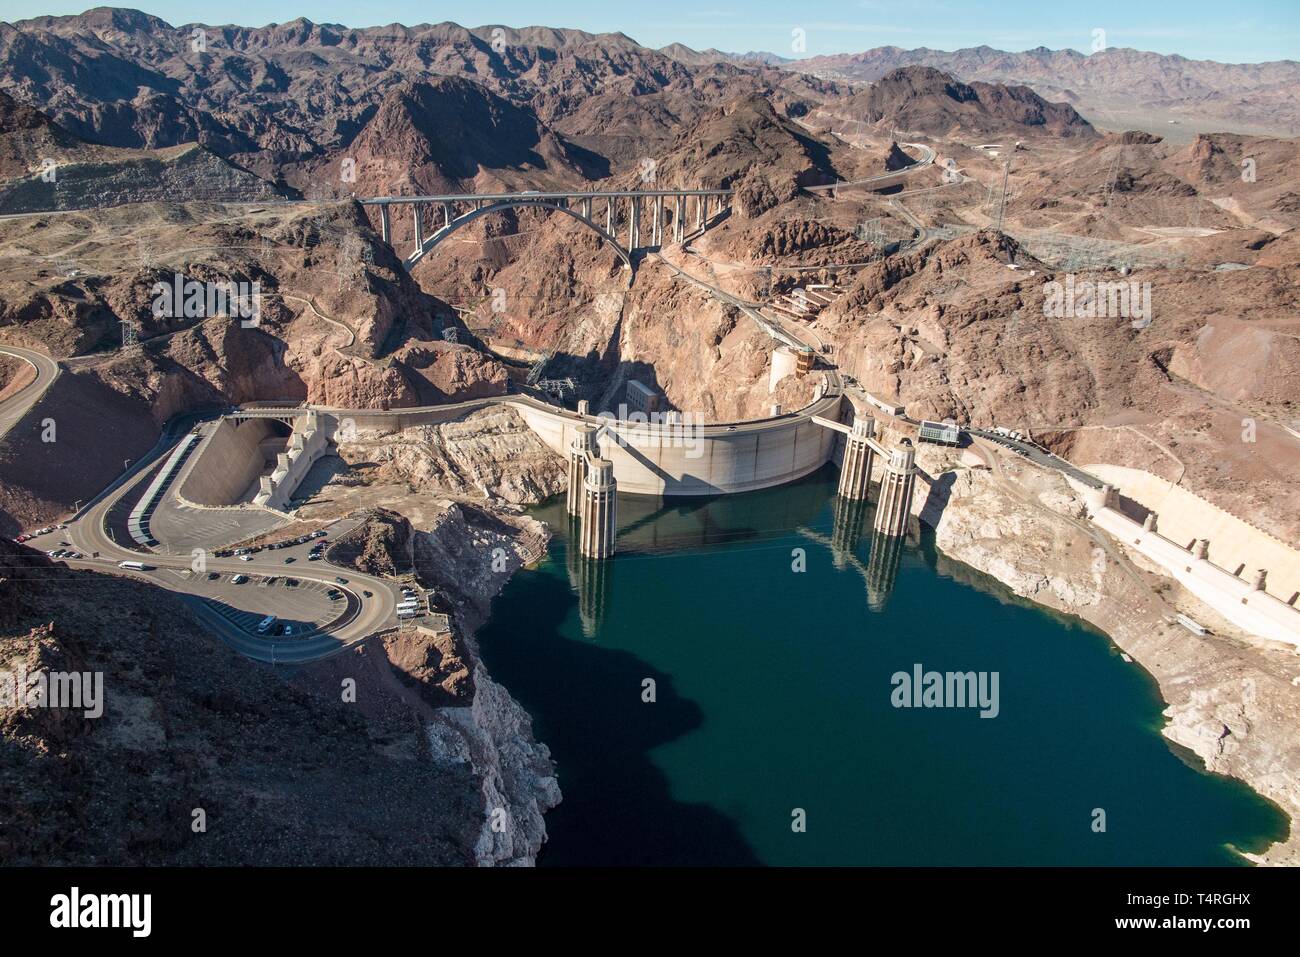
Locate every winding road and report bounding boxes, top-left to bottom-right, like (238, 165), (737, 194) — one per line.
(25, 416), (403, 664)
(0, 344), (59, 439)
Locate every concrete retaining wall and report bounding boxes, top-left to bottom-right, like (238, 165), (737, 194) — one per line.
(178, 418), (278, 506)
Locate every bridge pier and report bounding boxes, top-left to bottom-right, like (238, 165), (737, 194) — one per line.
(380, 206), (391, 244)
(567, 424), (599, 516)
(579, 457), (618, 559)
(413, 205), (424, 251)
(628, 196), (640, 250)
(873, 438), (917, 537)
(837, 416), (877, 501)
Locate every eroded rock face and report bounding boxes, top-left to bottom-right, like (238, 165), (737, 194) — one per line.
(331, 507), (415, 577)
(344, 406), (566, 506)
(412, 501), (561, 865)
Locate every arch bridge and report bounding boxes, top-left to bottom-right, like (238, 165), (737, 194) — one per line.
(359, 189), (733, 270)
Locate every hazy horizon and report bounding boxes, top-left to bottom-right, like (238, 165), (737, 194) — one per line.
(3, 2), (1298, 64)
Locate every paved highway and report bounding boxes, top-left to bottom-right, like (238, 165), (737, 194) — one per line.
(24, 420), (406, 664)
(804, 143), (937, 194)
(0, 344), (59, 440)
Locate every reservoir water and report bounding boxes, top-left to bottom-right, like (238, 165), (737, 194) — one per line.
(477, 468), (1287, 865)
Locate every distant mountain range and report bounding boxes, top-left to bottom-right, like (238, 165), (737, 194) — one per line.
(657, 43), (1300, 139)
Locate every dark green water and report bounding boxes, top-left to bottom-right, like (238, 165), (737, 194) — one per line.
(477, 467), (1288, 866)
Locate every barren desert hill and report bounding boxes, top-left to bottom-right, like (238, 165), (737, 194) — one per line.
(0, 9), (833, 180)
(1003, 129), (1300, 239)
(771, 44), (1300, 138)
(0, 89), (280, 212)
(813, 229), (1300, 540)
(841, 65), (1097, 140)
(300, 74), (602, 209)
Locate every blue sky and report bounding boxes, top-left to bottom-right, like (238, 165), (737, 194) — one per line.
(5, 1), (1298, 62)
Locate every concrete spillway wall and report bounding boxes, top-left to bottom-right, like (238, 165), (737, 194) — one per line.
(253, 413), (328, 510)
(1087, 464), (1300, 605)
(179, 417), (279, 506)
(1092, 505), (1300, 649)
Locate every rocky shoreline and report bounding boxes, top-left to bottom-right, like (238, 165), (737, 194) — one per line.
(327, 501), (561, 866)
(412, 503), (561, 866)
(912, 443), (1299, 865)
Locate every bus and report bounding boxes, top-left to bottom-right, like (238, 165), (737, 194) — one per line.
(256, 615), (277, 634)
(117, 560), (153, 571)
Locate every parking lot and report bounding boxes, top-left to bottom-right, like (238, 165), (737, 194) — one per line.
(181, 570), (345, 638)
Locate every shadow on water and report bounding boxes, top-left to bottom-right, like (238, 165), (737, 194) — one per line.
(478, 539), (761, 865)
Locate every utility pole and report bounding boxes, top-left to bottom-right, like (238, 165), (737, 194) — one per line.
(995, 160), (1010, 236)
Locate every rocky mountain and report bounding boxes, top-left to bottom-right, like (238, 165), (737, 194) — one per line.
(840, 66), (1096, 139)
(0, 90), (278, 212)
(0, 9), (839, 184)
(786, 45), (1300, 138)
(309, 76), (599, 200)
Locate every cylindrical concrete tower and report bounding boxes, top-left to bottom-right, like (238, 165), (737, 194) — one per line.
(567, 425), (598, 516)
(873, 438), (917, 537)
(579, 458), (618, 559)
(837, 416), (877, 501)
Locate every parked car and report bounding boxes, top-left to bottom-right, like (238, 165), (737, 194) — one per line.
(231, 574), (249, 584)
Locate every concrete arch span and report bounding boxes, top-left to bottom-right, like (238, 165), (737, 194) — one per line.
(406, 200), (634, 270)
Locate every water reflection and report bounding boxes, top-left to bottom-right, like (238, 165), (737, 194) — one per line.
(566, 514), (615, 637)
(864, 527), (905, 611)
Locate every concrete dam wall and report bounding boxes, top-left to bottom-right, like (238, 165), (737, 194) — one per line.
(513, 397), (845, 496)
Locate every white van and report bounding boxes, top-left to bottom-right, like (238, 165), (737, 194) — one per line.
(256, 615), (277, 634)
